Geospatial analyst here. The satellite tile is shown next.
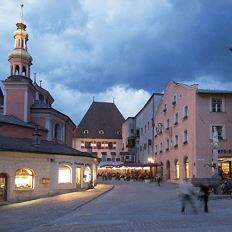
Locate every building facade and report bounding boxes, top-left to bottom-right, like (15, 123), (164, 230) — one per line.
(73, 101), (126, 165)
(153, 81), (232, 182)
(0, 6), (97, 203)
(0, 13), (75, 146)
(122, 94), (162, 164)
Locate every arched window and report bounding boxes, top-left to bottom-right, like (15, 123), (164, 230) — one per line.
(166, 160), (171, 180)
(15, 168), (34, 189)
(175, 160), (180, 179)
(15, 65), (20, 75)
(184, 157), (190, 179)
(22, 66), (27, 76)
(58, 165), (72, 183)
(54, 123), (62, 141)
(84, 165), (92, 183)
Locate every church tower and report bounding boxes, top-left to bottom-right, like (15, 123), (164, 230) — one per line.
(8, 3), (32, 77)
(2, 3), (35, 122)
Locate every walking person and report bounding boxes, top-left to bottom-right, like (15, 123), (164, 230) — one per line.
(157, 173), (162, 186)
(199, 183), (210, 213)
(179, 180), (198, 214)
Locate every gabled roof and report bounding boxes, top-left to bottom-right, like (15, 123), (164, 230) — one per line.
(0, 114), (47, 131)
(0, 135), (96, 158)
(76, 101), (125, 139)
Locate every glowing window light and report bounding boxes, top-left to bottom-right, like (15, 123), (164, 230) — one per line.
(185, 158), (190, 179)
(175, 160), (180, 179)
(58, 165), (72, 183)
(15, 168), (34, 190)
(84, 166), (92, 183)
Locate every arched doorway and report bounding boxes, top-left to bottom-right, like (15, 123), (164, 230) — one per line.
(0, 173), (8, 201)
(166, 160), (171, 180)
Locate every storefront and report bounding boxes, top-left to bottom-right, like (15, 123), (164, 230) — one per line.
(218, 156), (232, 179)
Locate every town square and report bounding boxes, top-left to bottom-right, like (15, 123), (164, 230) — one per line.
(0, 0), (232, 231)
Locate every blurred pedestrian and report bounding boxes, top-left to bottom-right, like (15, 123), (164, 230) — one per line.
(199, 183), (210, 213)
(179, 180), (198, 214)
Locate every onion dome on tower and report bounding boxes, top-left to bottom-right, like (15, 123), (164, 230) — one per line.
(8, 3), (32, 78)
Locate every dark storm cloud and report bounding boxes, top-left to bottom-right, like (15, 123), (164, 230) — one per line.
(39, 0), (232, 92)
(1, 0), (232, 93)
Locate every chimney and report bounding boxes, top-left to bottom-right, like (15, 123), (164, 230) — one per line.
(32, 125), (41, 147)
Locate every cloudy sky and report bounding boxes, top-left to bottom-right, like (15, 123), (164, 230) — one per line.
(0, 0), (232, 124)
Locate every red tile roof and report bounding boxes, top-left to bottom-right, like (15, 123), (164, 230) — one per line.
(76, 102), (125, 139)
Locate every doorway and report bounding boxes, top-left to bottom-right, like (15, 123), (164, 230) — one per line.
(76, 167), (82, 189)
(0, 173), (7, 201)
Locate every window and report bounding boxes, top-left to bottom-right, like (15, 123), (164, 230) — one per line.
(85, 141), (91, 149)
(84, 130), (89, 134)
(160, 142), (163, 153)
(99, 130), (104, 134)
(84, 166), (92, 183)
(174, 113), (178, 125)
(163, 104), (167, 113)
(145, 125), (147, 133)
(97, 142), (101, 149)
(211, 98), (223, 112)
(15, 65), (20, 75)
(166, 139), (169, 151)
(183, 130), (188, 144)
(112, 155), (116, 162)
(102, 155), (107, 162)
(211, 125), (225, 140)
(184, 157), (190, 179)
(108, 142), (113, 149)
(54, 123), (62, 141)
(58, 165), (72, 183)
(172, 96), (177, 106)
(175, 160), (180, 179)
(174, 135), (178, 148)
(166, 119), (170, 129)
(140, 146), (142, 152)
(15, 168), (34, 190)
(22, 66), (27, 76)
(141, 128), (143, 135)
(117, 130), (121, 135)
(155, 145), (158, 154)
(183, 106), (188, 120)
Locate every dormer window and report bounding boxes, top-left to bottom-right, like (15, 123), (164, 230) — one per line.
(84, 130), (89, 134)
(99, 130), (104, 134)
(117, 130), (121, 135)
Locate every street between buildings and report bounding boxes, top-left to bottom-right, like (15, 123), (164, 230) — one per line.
(1, 181), (232, 232)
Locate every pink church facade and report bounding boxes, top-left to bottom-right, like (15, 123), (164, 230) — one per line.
(154, 81), (232, 182)
(0, 15), (75, 146)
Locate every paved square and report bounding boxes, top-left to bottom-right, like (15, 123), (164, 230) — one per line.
(1, 181), (232, 232)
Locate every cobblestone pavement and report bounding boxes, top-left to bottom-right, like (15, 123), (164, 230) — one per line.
(30, 181), (232, 232)
(1, 181), (232, 232)
(0, 184), (113, 232)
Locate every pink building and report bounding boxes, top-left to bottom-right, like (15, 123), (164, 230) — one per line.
(154, 81), (232, 182)
(0, 13), (75, 146)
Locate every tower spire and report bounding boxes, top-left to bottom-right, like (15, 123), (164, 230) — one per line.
(20, 1), (24, 21)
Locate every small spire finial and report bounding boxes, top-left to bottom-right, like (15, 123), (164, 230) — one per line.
(93, 96), (95, 102)
(39, 80), (42, 87)
(33, 72), (37, 84)
(113, 97), (115, 103)
(20, 0), (24, 21)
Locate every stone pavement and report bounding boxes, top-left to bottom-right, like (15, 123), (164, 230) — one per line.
(0, 184), (113, 232)
(28, 181), (232, 232)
